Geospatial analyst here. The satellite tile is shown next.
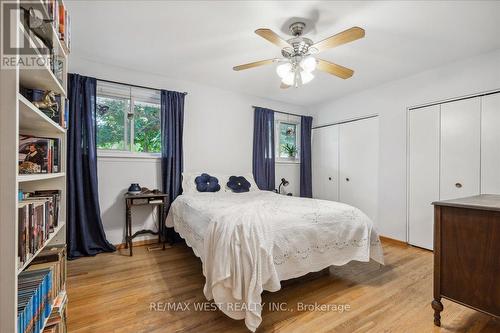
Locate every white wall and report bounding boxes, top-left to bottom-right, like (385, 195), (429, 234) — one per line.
(310, 49), (500, 242)
(70, 56), (308, 244)
(97, 156), (161, 245)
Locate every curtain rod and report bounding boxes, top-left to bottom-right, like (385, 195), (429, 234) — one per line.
(96, 77), (188, 95)
(251, 105), (305, 118)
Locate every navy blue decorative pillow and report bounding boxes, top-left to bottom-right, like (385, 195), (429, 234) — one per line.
(227, 176), (251, 193)
(195, 173), (220, 192)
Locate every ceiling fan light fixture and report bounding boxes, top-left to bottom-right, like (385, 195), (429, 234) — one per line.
(281, 72), (295, 86)
(300, 56), (317, 72)
(276, 63), (292, 78)
(300, 70), (314, 84)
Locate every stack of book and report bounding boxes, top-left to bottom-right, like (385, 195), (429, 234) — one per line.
(18, 268), (53, 333)
(18, 190), (61, 269)
(43, 290), (67, 333)
(18, 135), (61, 174)
(29, 245), (68, 333)
(46, 0), (71, 54)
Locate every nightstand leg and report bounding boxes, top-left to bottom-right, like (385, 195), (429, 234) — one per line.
(125, 202), (129, 249)
(126, 201), (133, 256)
(432, 298), (443, 326)
(161, 204), (167, 250)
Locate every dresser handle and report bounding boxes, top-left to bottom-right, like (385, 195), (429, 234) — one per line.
(455, 183), (462, 188)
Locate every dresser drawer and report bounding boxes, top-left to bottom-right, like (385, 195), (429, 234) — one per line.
(438, 206), (500, 316)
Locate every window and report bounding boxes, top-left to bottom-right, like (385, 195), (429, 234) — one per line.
(96, 82), (161, 154)
(276, 120), (300, 162)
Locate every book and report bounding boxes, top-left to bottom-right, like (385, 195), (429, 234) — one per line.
(17, 193), (62, 268)
(18, 204), (30, 266)
(31, 190), (62, 229)
(30, 244), (67, 293)
(58, 1), (65, 40)
(19, 135), (61, 174)
(18, 268), (53, 333)
(30, 245), (68, 333)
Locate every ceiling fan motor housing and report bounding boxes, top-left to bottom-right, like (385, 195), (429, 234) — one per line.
(289, 22), (306, 36)
(282, 22), (315, 58)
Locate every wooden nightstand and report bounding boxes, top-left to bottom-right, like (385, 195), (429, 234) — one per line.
(124, 192), (169, 256)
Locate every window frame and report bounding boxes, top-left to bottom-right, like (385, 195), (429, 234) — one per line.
(275, 119), (301, 164)
(96, 86), (161, 158)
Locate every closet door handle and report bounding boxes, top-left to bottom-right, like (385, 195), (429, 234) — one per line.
(455, 182), (462, 188)
(346, 178), (350, 182)
(328, 177), (332, 181)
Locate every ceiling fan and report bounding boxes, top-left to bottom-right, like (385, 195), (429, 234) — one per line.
(233, 22), (365, 88)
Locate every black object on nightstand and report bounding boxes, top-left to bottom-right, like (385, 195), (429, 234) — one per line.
(124, 192), (170, 256)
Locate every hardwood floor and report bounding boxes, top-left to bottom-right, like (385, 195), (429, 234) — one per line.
(67, 241), (499, 333)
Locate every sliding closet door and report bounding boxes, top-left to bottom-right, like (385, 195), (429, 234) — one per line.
(408, 105), (440, 250)
(339, 117), (379, 224)
(481, 93), (500, 194)
(312, 125), (339, 201)
(440, 98), (481, 200)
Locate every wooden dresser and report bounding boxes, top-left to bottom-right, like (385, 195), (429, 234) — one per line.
(432, 195), (500, 326)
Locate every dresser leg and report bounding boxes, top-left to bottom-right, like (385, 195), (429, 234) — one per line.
(431, 298), (443, 326)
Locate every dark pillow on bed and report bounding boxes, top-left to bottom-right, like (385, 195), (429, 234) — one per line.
(195, 173), (221, 192)
(227, 176), (251, 193)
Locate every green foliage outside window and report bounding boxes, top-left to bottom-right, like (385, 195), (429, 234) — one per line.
(96, 96), (161, 153)
(96, 96), (127, 150)
(279, 122), (298, 158)
(133, 101), (161, 153)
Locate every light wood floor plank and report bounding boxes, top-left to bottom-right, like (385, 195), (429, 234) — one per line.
(67, 242), (500, 332)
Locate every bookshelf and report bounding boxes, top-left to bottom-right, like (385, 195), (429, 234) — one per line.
(0, 1), (71, 332)
(17, 221), (66, 274)
(19, 94), (66, 133)
(18, 25), (67, 96)
(18, 172), (67, 182)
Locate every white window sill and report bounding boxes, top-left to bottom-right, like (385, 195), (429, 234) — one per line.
(97, 150), (161, 159)
(276, 159), (300, 165)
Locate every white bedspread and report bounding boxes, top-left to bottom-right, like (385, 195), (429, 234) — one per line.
(166, 191), (384, 332)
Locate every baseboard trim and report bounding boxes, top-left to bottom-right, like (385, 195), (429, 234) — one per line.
(115, 238), (159, 249)
(379, 235), (408, 247)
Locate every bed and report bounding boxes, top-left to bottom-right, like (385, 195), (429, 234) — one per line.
(166, 175), (384, 332)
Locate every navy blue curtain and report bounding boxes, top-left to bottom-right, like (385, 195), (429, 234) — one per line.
(300, 116), (313, 198)
(252, 107), (275, 191)
(160, 90), (185, 205)
(67, 74), (115, 259)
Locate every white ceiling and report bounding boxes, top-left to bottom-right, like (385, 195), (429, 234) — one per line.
(66, 0), (500, 106)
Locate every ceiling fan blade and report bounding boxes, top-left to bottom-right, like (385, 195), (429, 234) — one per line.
(316, 59), (354, 79)
(233, 59), (277, 71)
(255, 28), (291, 48)
(311, 27), (365, 53)
(280, 83), (291, 89)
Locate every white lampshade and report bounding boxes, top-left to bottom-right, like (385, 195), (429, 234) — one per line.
(300, 56), (317, 72)
(301, 70), (314, 84)
(281, 72), (295, 86)
(276, 63), (292, 78)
